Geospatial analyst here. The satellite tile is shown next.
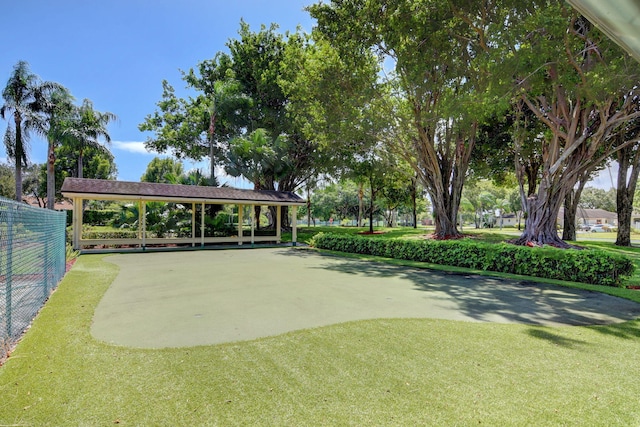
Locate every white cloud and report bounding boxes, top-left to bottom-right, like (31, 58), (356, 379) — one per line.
(112, 141), (159, 155)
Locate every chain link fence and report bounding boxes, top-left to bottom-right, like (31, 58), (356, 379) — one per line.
(0, 197), (66, 360)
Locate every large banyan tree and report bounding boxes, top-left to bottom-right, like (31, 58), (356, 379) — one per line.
(506, 2), (640, 247)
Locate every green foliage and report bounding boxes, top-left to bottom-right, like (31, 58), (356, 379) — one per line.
(82, 230), (139, 240)
(205, 212), (236, 237)
(311, 233), (634, 287)
(36, 145), (117, 200)
(140, 157), (185, 183)
(579, 187), (617, 212)
(65, 243), (80, 262)
(0, 162), (15, 198)
(139, 80), (211, 161)
(226, 129), (288, 190)
(82, 209), (118, 226)
(61, 98), (116, 179)
(142, 23), (323, 193)
(1, 61), (65, 200)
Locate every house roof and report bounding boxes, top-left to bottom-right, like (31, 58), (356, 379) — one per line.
(578, 208), (618, 220)
(559, 207), (617, 220)
(61, 178), (306, 206)
(23, 196), (74, 211)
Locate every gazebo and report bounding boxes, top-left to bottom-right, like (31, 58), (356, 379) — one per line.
(61, 178), (306, 251)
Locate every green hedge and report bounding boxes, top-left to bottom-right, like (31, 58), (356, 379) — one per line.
(83, 230), (139, 240)
(310, 233), (635, 287)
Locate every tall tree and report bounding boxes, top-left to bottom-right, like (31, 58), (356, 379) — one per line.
(0, 61), (62, 201)
(141, 23), (319, 193)
(64, 99), (116, 179)
(504, 2), (640, 247)
(41, 87), (74, 208)
(38, 145), (117, 201)
(309, 0), (519, 238)
(213, 23), (321, 195)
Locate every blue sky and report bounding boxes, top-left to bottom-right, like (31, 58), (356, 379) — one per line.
(0, 0), (314, 185)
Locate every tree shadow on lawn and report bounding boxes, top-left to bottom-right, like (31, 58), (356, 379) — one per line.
(276, 249), (640, 330)
(526, 328), (589, 349)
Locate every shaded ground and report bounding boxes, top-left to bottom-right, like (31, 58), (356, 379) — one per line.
(92, 248), (640, 348)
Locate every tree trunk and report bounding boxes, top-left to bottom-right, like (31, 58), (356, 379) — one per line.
(13, 115), (23, 202)
(209, 111), (217, 186)
(77, 149), (84, 179)
(358, 182), (364, 227)
(431, 195), (461, 238)
(369, 186), (375, 233)
(514, 179), (575, 248)
(411, 176), (417, 229)
(306, 188), (311, 227)
(562, 192), (577, 241)
(561, 175), (588, 241)
(616, 196), (633, 246)
(14, 159), (22, 202)
(47, 139), (56, 209)
(616, 143), (640, 246)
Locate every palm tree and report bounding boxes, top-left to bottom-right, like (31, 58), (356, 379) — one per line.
(42, 87), (74, 208)
(64, 99), (116, 179)
(1, 61), (62, 201)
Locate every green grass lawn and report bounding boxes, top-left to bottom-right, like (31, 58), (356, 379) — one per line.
(3, 228), (640, 425)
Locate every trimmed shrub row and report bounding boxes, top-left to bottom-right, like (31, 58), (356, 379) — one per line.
(310, 233), (635, 287)
(83, 230), (139, 240)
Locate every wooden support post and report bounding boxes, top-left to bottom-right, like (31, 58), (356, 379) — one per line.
(73, 197), (82, 250)
(191, 202), (196, 247)
(276, 205), (281, 243)
(141, 201), (146, 250)
(237, 204), (244, 245)
(292, 205), (298, 246)
(201, 202), (205, 247)
(251, 204), (255, 248)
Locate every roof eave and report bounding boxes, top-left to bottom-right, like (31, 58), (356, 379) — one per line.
(61, 191), (306, 206)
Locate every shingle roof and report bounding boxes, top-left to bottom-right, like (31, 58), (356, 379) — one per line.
(558, 207), (617, 220)
(61, 178), (305, 205)
(23, 196), (73, 211)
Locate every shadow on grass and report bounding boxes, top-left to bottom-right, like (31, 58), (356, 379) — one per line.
(276, 249), (640, 330)
(526, 328), (588, 349)
(588, 319), (640, 340)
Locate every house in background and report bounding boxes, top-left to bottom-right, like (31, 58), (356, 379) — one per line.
(500, 213), (521, 227)
(557, 207), (618, 229)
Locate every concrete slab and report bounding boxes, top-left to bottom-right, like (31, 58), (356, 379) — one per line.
(91, 248), (640, 348)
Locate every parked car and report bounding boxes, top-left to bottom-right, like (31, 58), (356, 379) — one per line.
(590, 224), (606, 232)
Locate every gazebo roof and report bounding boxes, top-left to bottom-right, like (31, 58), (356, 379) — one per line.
(61, 178), (306, 206)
